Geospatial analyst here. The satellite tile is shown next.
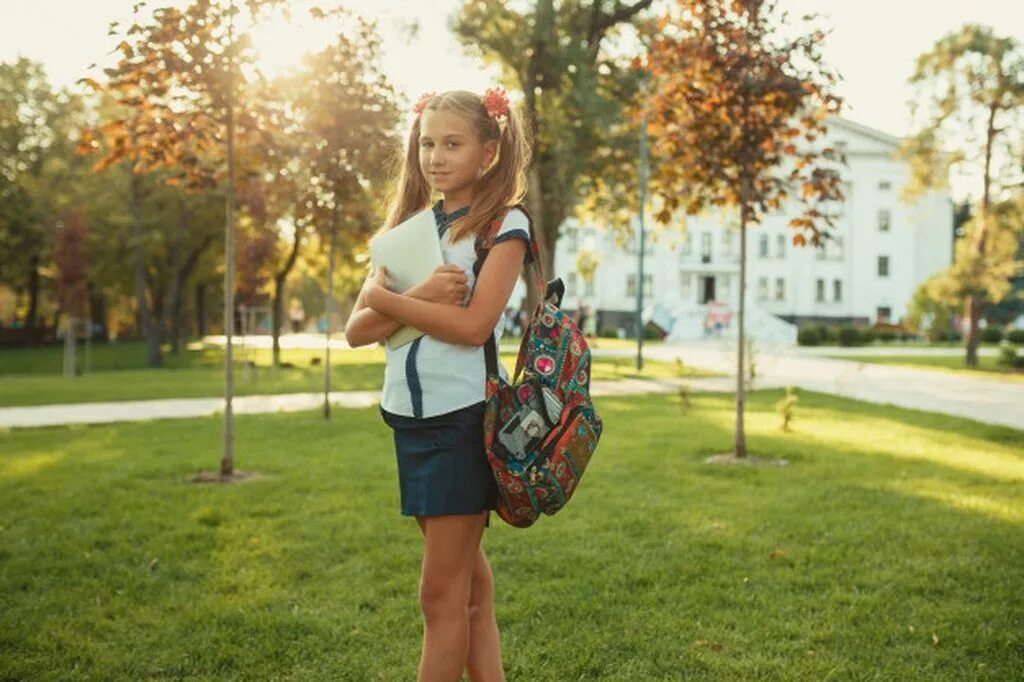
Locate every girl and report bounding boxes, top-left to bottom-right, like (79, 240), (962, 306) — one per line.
(344, 89), (533, 682)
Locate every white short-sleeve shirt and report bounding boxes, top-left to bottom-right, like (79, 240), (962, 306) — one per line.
(378, 203), (532, 419)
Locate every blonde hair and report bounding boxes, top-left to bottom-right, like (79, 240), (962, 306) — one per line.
(380, 90), (531, 244)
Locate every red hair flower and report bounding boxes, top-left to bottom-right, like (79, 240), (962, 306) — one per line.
(412, 91), (436, 116)
(481, 87), (510, 121)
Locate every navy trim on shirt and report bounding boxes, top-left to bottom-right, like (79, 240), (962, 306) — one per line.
(404, 201), (472, 418)
(405, 336), (425, 418)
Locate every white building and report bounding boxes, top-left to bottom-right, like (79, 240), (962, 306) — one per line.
(516, 117), (954, 342)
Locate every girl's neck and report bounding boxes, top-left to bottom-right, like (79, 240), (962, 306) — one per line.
(440, 189), (472, 215)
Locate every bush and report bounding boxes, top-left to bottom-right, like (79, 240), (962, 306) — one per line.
(599, 328), (619, 339)
(798, 326), (821, 346)
(837, 325), (863, 347)
(981, 327), (1004, 344)
(860, 327), (877, 344)
(877, 329), (897, 342)
(997, 344), (1024, 369)
(1007, 329), (1024, 344)
(817, 324), (836, 344)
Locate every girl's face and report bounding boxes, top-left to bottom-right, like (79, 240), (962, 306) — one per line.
(418, 109), (497, 199)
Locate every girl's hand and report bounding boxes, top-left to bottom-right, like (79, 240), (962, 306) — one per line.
(409, 265), (469, 305)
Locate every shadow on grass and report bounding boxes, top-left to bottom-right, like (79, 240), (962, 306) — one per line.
(0, 391), (1021, 679)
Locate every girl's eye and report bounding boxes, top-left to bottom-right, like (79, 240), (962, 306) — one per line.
(446, 142), (459, 149)
(421, 141), (433, 149)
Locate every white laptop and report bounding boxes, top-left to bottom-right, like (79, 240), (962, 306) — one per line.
(368, 208), (444, 350)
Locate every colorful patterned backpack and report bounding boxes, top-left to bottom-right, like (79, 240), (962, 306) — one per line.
(473, 205), (603, 528)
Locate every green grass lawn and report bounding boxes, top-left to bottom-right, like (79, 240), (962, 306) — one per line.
(1, 391), (1020, 679)
(824, 353), (1024, 383)
(0, 340), (711, 407)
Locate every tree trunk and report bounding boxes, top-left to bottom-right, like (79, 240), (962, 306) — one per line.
(323, 214), (337, 420)
(272, 220), (303, 368)
(87, 284), (106, 341)
(525, 167), (548, 309)
(735, 207), (748, 459)
(195, 282), (207, 338)
(26, 254), (40, 332)
(221, 23), (237, 477)
(165, 236), (213, 356)
(130, 173), (162, 367)
(966, 101), (998, 368)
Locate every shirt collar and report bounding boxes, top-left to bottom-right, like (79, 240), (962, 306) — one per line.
(432, 200), (470, 235)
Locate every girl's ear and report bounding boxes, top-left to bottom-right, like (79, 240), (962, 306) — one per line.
(481, 139), (498, 172)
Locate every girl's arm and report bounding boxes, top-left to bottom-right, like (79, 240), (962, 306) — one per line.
(343, 279), (404, 348)
(364, 239), (527, 347)
(344, 266), (468, 347)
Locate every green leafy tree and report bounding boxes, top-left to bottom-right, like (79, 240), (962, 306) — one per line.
(900, 24), (1024, 365)
(453, 0), (656, 303)
(0, 58), (87, 335)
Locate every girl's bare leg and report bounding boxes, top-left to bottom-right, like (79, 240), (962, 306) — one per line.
(414, 513), (487, 681)
(465, 544), (504, 681)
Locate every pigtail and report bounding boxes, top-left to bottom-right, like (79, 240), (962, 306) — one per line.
(380, 117), (432, 236)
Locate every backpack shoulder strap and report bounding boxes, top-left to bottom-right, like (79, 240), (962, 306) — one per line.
(473, 203), (545, 296)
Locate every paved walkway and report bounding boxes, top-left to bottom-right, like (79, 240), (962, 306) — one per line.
(631, 341), (1024, 431)
(2, 338), (1019, 431)
(0, 376), (738, 429)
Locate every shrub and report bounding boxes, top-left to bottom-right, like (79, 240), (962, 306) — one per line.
(860, 327), (877, 344)
(798, 326), (821, 346)
(838, 325), (863, 347)
(997, 344), (1019, 368)
(981, 327), (1004, 344)
(1006, 329), (1024, 344)
(877, 329), (897, 342)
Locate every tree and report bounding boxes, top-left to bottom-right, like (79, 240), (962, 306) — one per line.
(249, 11), (399, 370)
(83, 0), (289, 478)
(640, 0), (844, 459)
(900, 24), (1024, 366)
(905, 278), (957, 342)
(926, 193), (1024, 332)
(51, 208), (91, 376)
(453, 0), (656, 305)
(0, 58), (87, 336)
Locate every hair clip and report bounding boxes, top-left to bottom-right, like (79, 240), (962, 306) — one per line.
(412, 92), (436, 116)
(481, 87), (510, 122)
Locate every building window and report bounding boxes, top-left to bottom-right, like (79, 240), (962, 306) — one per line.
(701, 232), (712, 264)
(878, 180), (891, 191)
(833, 279), (843, 302)
(757, 277), (768, 301)
(566, 272), (578, 297)
(775, 277), (785, 302)
(759, 234), (769, 258)
(565, 227), (579, 252)
(719, 275), (731, 301)
(680, 272), (692, 300)
(680, 232), (692, 256)
(878, 209), (891, 232)
(626, 273), (652, 297)
(776, 234), (786, 259)
(819, 235), (844, 261)
(878, 255), (890, 277)
(815, 278), (825, 303)
(877, 306), (891, 322)
(721, 231), (734, 258)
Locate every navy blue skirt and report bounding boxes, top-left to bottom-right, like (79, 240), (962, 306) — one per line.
(379, 400), (497, 527)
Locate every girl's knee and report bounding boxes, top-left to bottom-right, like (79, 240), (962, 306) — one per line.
(468, 552), (495, 617)
(419, 575), (471, 622)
